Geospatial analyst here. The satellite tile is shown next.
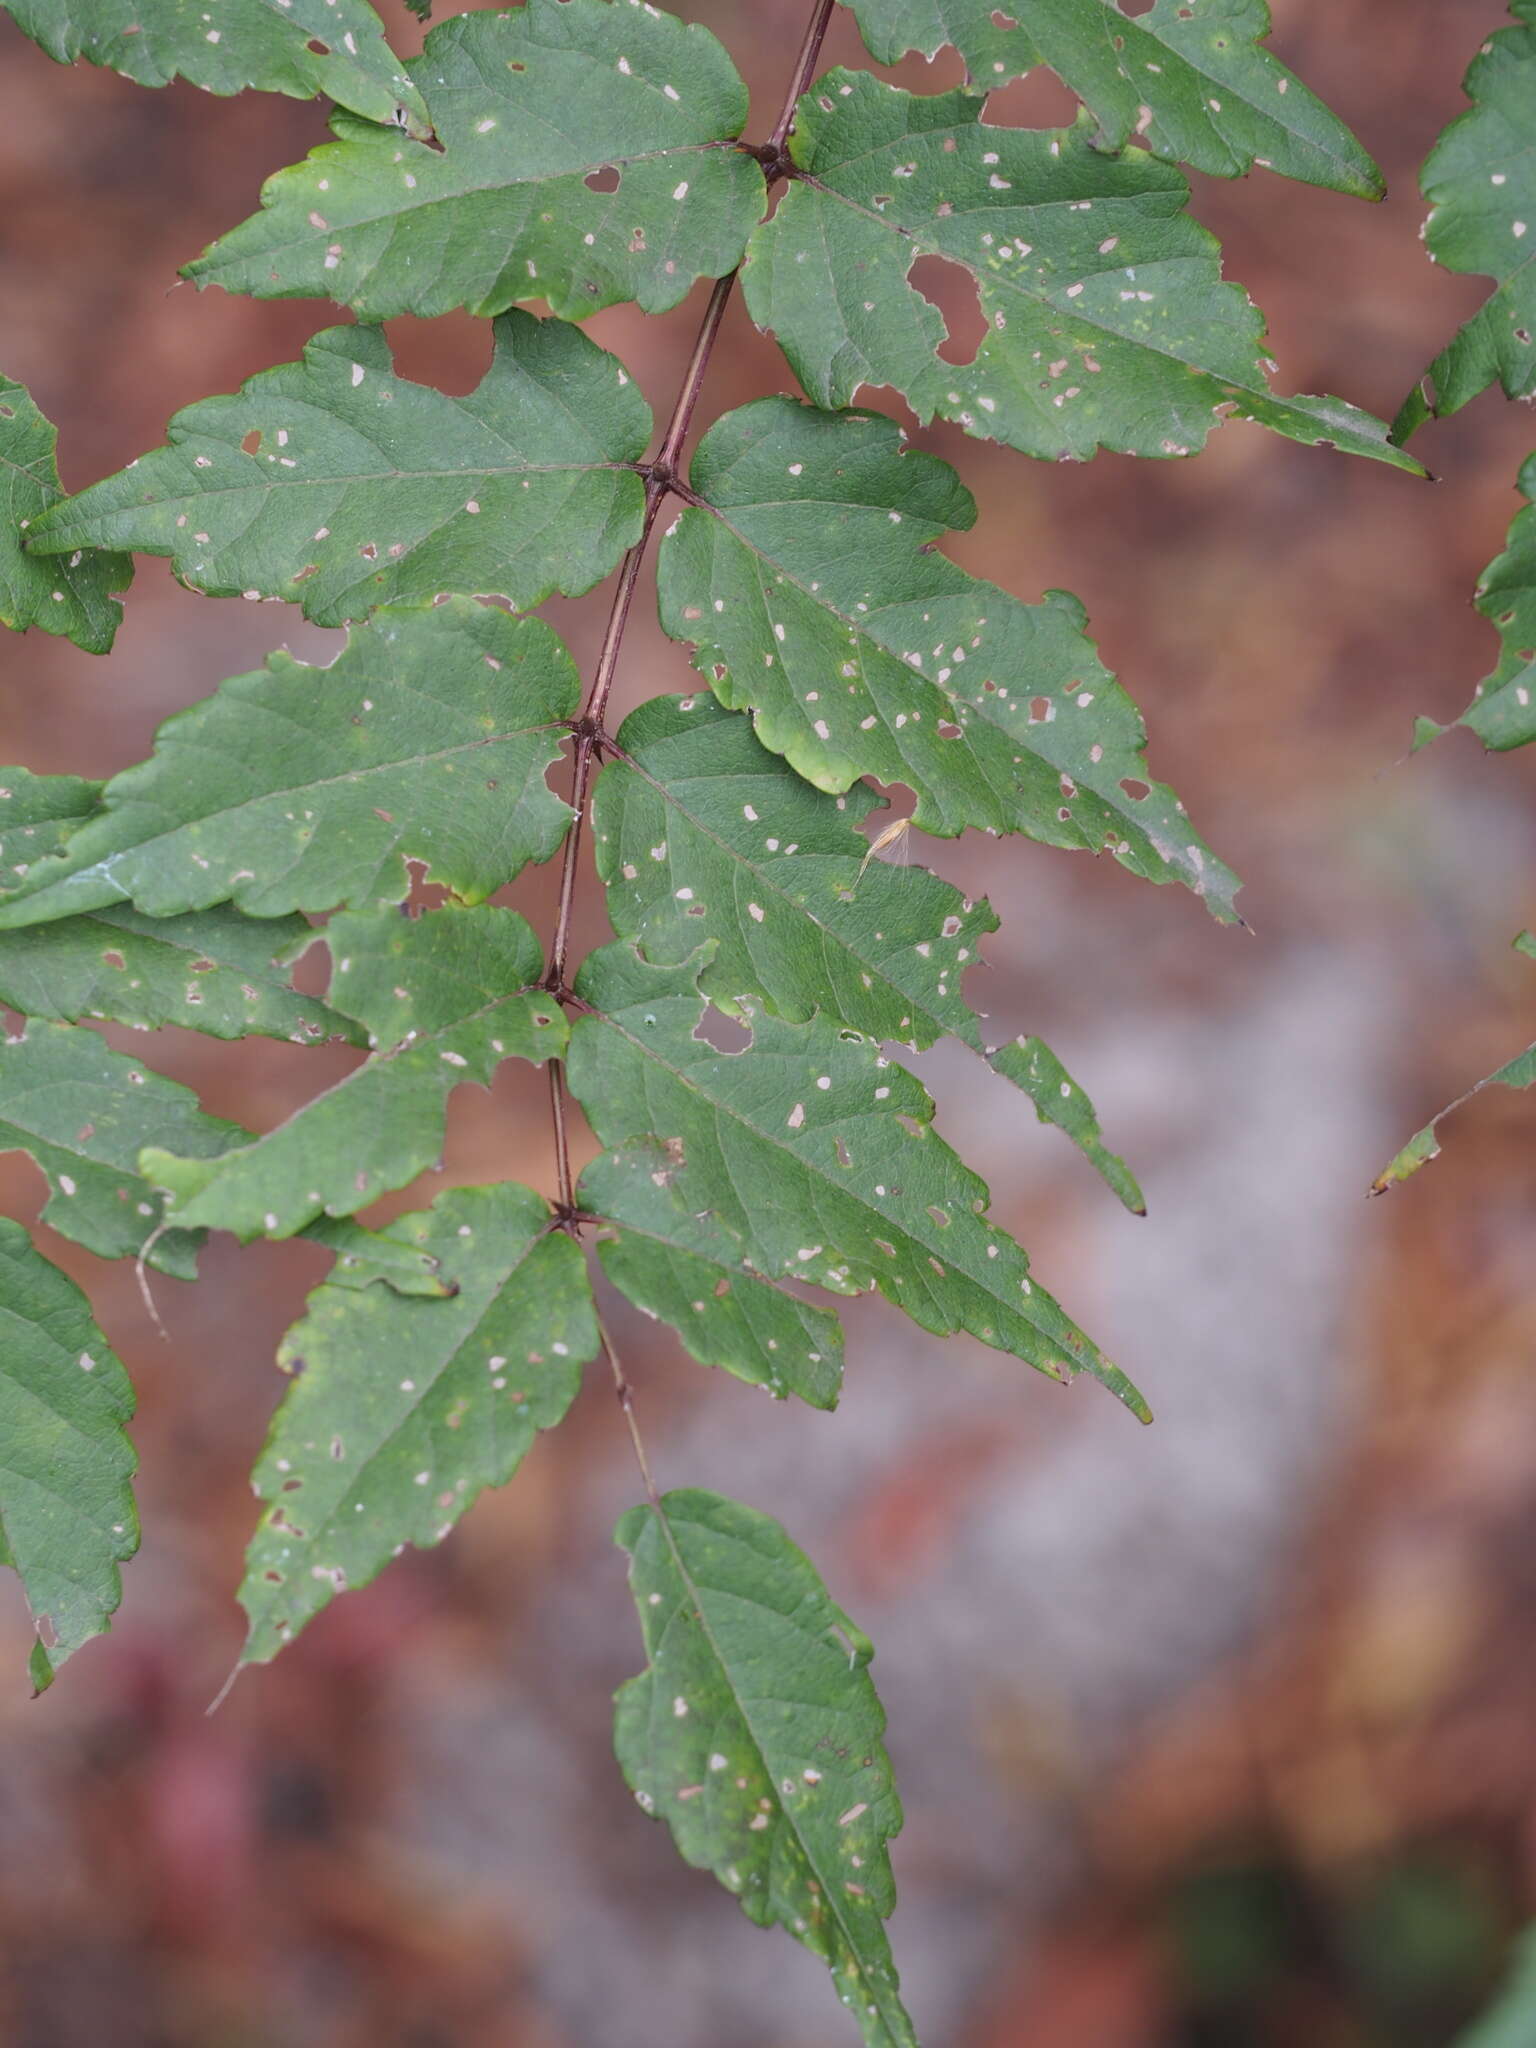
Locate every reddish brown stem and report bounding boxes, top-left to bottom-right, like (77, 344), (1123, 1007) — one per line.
(539, 0), (839, 1483)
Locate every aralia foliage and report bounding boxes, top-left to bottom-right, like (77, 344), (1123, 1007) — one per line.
(0, 0), (1454, 2036)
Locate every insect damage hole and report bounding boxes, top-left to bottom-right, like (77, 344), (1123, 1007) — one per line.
(585, 164), (622, 194)
(907, 255), (986, 367)
(693, 1008), (752, 1053)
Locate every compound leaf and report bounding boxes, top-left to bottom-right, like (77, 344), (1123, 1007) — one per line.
(27, 315), (649, 626)
(241, 1180), (598, 1661)
(833, 0), (1381, 195)
(594, 691), (1143, 1204)
(0, 903), (357, 1044)
(579, 1141), (845, 1408)
(188, 0), (764, 322)
(659, 398), (1237, 924)
(567, 943), (1149, 1418)
(0, 1218), (137, 1692)
(1413, 453), (1536, 752)
(1394, 4), (1536, 437)
(1372, 933), (1536, 1191)
(0, 602), (577, 929)
(0, 374), (130, 655)
(743, 77), (1419, 471)
(139, 906), (567, 1240)
(0, 1022), (244, 1277)
(615, 1487), (915, 2048)
(2, 0), (429, 132)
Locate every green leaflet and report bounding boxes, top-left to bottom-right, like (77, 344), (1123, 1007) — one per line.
(0, 903), (357, 1044)
(1413, 454), (1536, 753)
(140, 906), (567, 1240)
(1373, 934), (1536, 1191)
(615, 1488), (915, 2048)
(593, 691), (1143, 1206)
(0, 1219), (137, 1692)
(0, 374), (130, 654)
(0, 602), (576, 928)
(0, 1022), (243, 1277)
(0, 769), (102, 894)
(26, 316), (649, 626)
(657, 399), (1237, 924)
(567, 943), (1150, 1418)
(1394, 3), (1536, 438)
(579, 1142), (845, 1409)
(2, 0), (429, 132)
(241, 1181), (598, 1661)
(834, 0), (1381, 196)
(188, 0), (765, 322)
(743, 78), (1419, 471)
(1456, 1926), (1536, 2048)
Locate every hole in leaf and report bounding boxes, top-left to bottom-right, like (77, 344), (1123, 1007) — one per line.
(693, 1008), (752, 1053)
(508, 59), (526, 70)
(0, 404), (14, 419)
(382, 312), (490, 397)
(241, 427), (262, 455)
(937, 720), (962, 739)
(990, 8), (1017, 26)
(907, 254), (986, 367)
(1029, 696), (1051, 722)
(1119, 777), (1150, 801)
(585, 164), (621, 194)
(306, 37), (330, 54)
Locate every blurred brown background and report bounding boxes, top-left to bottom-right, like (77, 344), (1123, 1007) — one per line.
(3, 2), (1536, 2042)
